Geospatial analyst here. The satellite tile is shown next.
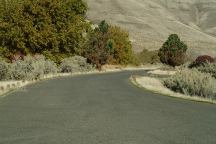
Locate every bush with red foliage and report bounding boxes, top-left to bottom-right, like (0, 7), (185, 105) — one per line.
(196, 55), (214, 63)
(189, 55), (215, 68)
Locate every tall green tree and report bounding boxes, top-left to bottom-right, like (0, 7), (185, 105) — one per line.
(0, 0), (89, 63)
(83, 20), (135, 68)
(158, 34), (187, 66)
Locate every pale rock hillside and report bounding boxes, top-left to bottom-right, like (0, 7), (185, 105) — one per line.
(85, 0), (216, 57)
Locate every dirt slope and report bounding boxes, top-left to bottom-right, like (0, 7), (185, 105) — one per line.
(85, 0), (216, 57)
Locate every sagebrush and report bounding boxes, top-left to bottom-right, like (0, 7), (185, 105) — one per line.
(196, 63), (216, 79)
(0, 59), (10, 80)
(163, 69), (216, 99)
(0, 55), (58, 80)
(60, 56), (93, 73)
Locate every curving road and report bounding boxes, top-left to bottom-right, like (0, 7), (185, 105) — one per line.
(0, 71), (216, 144)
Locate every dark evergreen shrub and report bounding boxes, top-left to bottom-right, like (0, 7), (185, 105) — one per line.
(158, 34), (187, 66)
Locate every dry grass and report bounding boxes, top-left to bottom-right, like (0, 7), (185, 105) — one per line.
(102, 64), (162, 71)
(147, 69), (177, 75)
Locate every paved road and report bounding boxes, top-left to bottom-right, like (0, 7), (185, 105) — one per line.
(0, 71), (216, 144)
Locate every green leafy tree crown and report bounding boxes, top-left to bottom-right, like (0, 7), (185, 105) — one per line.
(0, 0), (89, 63)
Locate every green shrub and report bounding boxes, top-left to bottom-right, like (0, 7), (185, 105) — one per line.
(163, 69), (216, 99)
(158, 34), (187, 66)
(60, 56), (93, 73)
(196, 63), (216, 79)
(0, 0), (89, 63)
(99, 20), (109, 34)
(137, 49), (160, 64)
(108, 25), (135, 65)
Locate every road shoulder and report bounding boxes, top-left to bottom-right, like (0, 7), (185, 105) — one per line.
(130, 75), (216, 104)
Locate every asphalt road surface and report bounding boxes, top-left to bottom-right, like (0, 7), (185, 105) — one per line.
(0, 71), (216, 144)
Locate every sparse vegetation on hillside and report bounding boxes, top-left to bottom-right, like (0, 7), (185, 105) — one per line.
(85, 0), (216, 56)
(158, 34), (187, 67)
